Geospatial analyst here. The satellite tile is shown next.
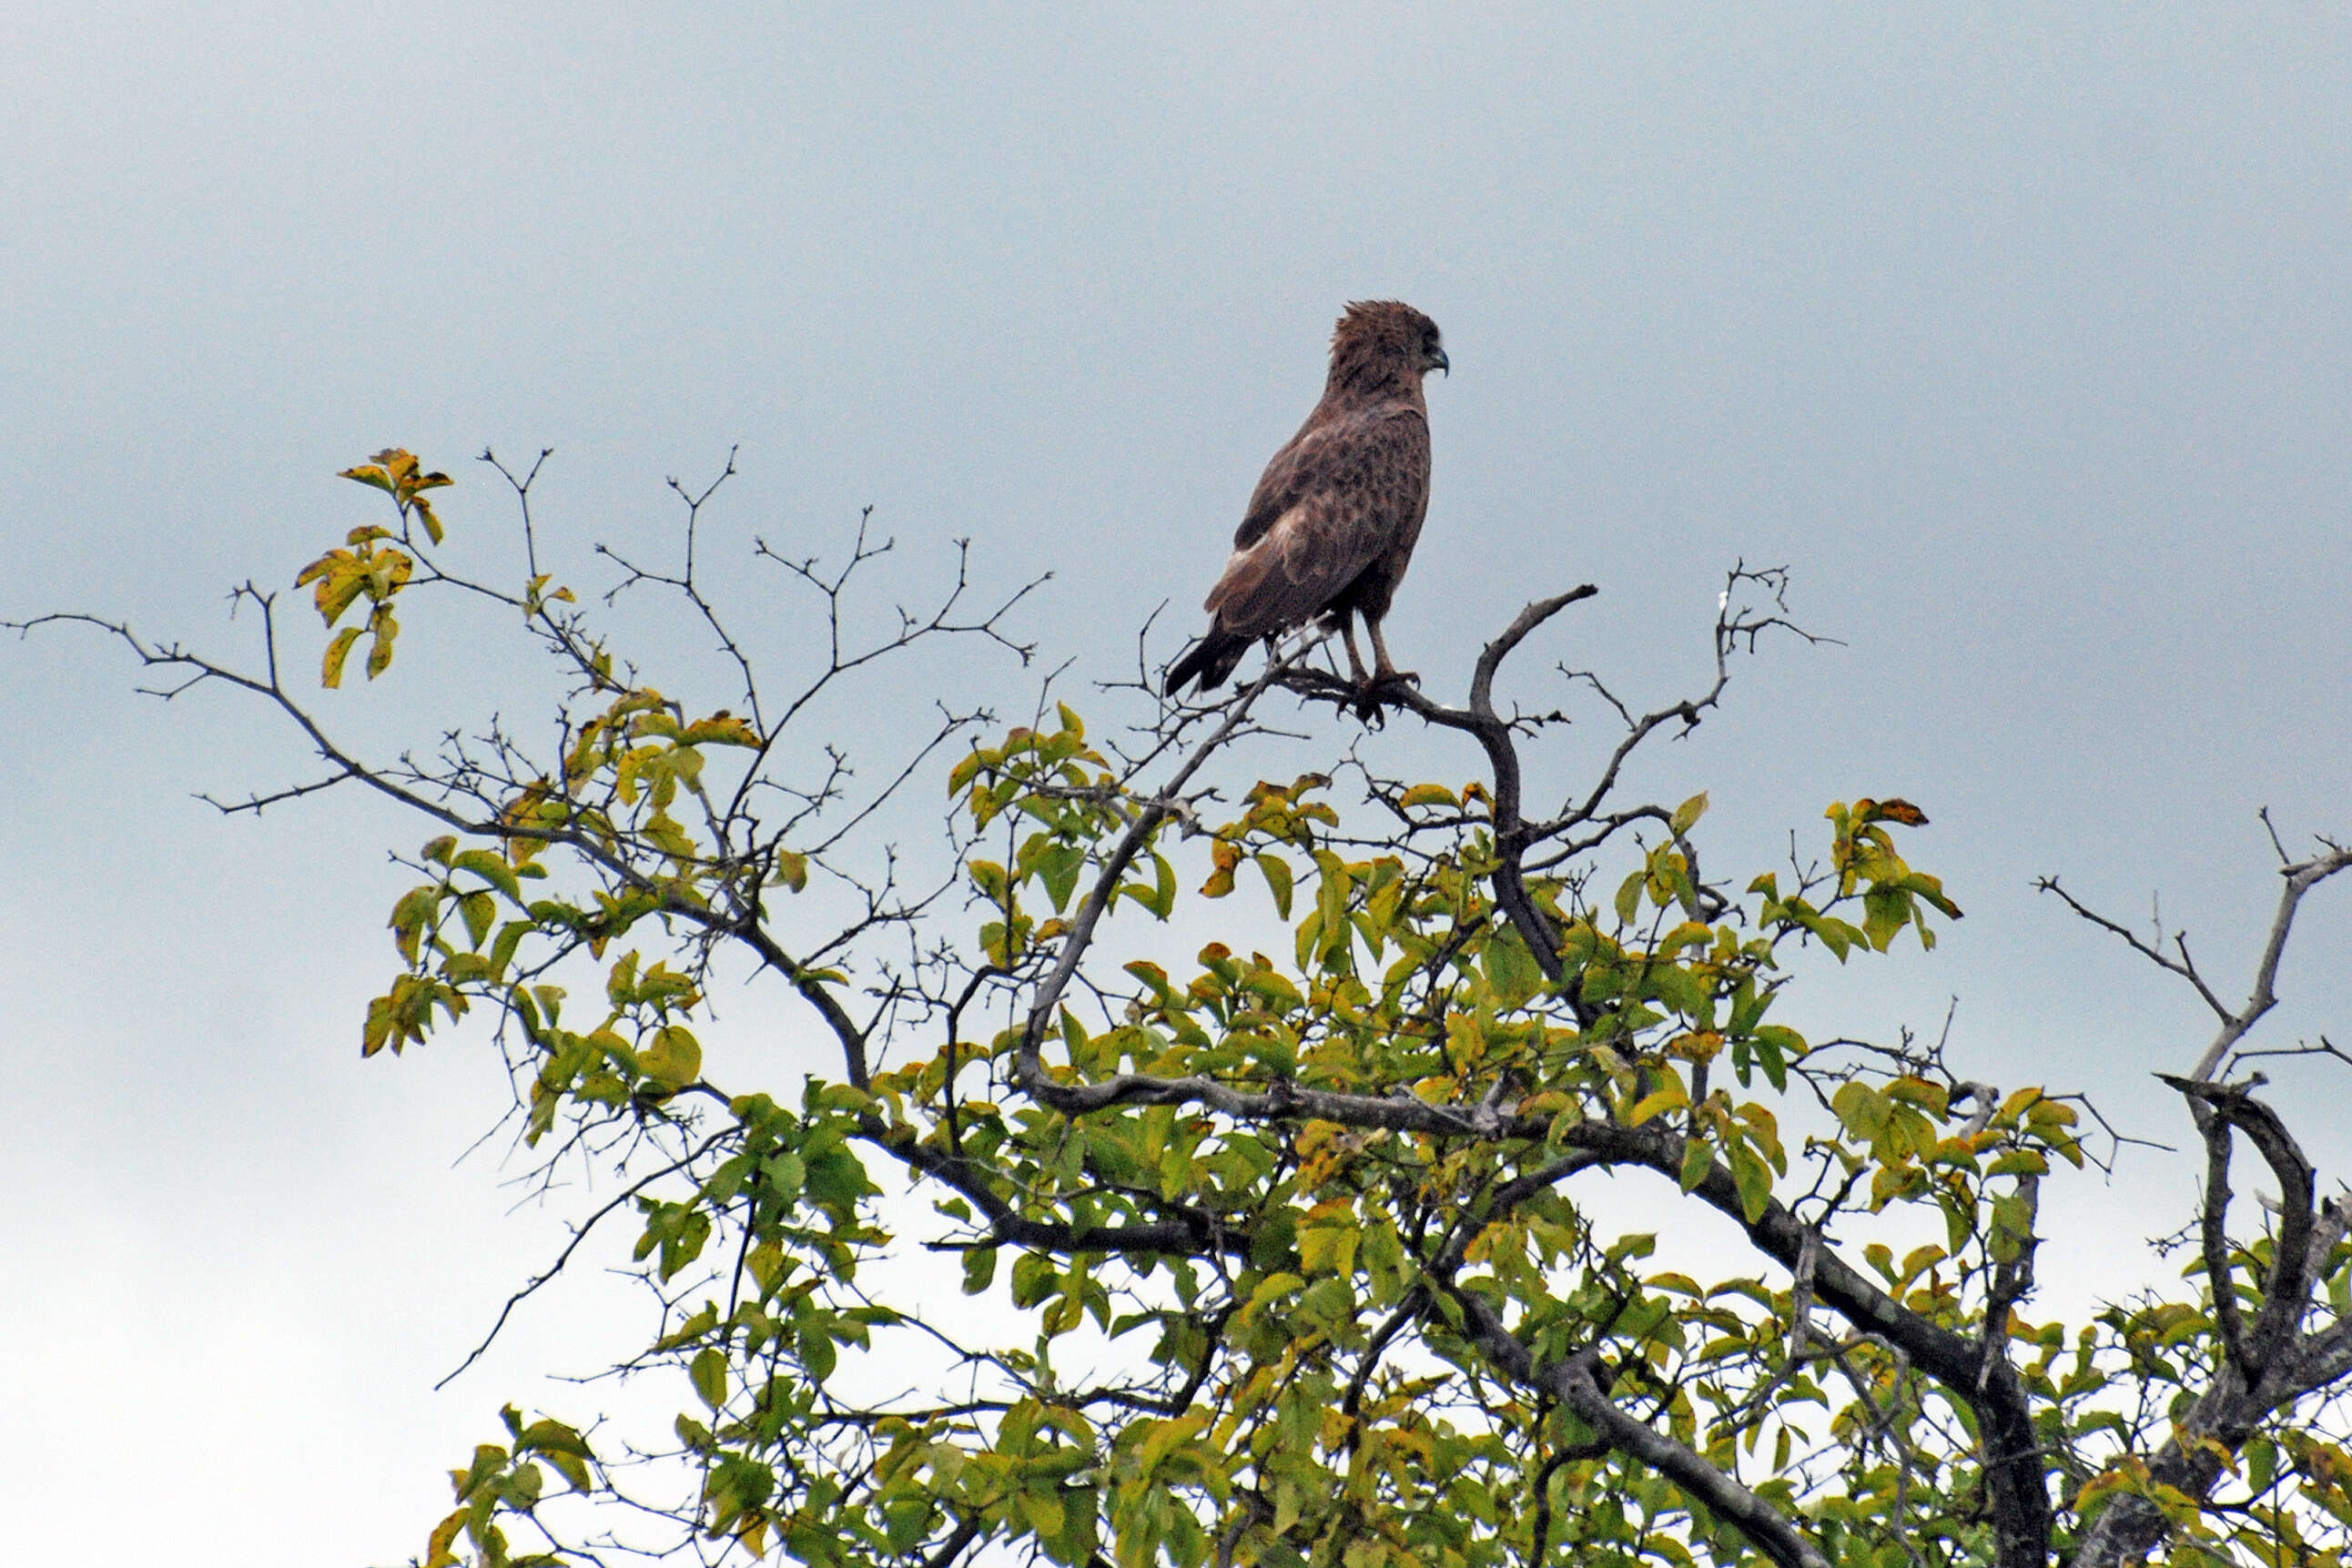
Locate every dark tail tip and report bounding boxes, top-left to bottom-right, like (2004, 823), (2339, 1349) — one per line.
(1164, 632), (1245, 697)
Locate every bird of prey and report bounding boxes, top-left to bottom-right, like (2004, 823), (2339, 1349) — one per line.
(1163, 300), (1447, 705)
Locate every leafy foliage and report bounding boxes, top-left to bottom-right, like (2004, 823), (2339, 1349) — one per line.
(22, 451), (2352, 1568)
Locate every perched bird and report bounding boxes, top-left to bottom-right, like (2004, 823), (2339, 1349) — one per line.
(1163, 300), (1447, 704)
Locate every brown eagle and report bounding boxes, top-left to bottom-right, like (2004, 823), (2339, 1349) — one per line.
(1163, 300), (1447, 702)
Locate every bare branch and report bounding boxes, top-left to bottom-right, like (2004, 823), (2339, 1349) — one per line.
(2195, 1108), (2250, 1369)
(2039, 841), (2352, 1098)
(436, 1125), (738, 1391)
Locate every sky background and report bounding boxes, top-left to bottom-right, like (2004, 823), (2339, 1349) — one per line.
(4, 6), (2349, 1564)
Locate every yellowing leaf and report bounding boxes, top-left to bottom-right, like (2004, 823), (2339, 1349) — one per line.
(340, 461), (395, 496)
(363, 611), (400, 680)
(683, 713), (761, 747)
(640, 1026), (703, 1090)
(321, 626), (362, 688)
(422, 1507), (467, 1568)
(1671, 792), (1710, 834)
(1629, 1078), (1688, 1126)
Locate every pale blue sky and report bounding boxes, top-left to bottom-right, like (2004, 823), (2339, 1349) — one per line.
(5, 7), (2349, 1563)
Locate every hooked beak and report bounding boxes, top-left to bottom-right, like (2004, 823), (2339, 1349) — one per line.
(1426, 344), (1450, 377)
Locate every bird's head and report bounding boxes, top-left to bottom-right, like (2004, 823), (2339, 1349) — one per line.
(1330, 300), (1447, 396)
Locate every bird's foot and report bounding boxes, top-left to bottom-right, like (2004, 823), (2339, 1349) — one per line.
(1351, 670), (1419, 724)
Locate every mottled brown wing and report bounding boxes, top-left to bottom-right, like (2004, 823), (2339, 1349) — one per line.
(1204, 404), (1430, 640)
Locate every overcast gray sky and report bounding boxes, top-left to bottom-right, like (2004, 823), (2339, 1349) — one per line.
(5, 7), (2349, 1563)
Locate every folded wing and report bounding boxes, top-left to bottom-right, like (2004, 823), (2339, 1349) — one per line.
(1204, 403), (1431, 640)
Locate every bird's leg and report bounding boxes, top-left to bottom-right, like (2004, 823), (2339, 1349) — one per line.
(1337, 620), (1373, 686)
(1343, 617), (1394, 724)
(1368, 619), (1418, 689)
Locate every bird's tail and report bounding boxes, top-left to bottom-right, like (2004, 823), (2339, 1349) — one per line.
(1163, 630), (1251, 697)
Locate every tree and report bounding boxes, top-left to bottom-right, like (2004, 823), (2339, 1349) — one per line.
(17, 449), (2352, 1568)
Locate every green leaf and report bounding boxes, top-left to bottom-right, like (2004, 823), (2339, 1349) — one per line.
(1729, 1141), (1774, 1223)
(763, 1150), (805, 1206)
(702, 1154), (754, 1207)
(1035, 841), (1087, 913)
(1141, 850), (1177, 920)
(962, 1247), (999, 1295)
(1482, 929), (1544, 1008)
(689, 1347), (728, 1411)
(1309, 853), (1352, 970)
(1614, 869), (1644, 928)
(2248, 1435), (2277, 1496)
(799, 1321), (837, 1381)
(1832, 1082), (1889, 1141)
(452, 848), (523, 903)
(1752, 1026), (1799, 1090)
(1254, 853), (1293, 920)
(1011, 1251), (1058, 1309)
